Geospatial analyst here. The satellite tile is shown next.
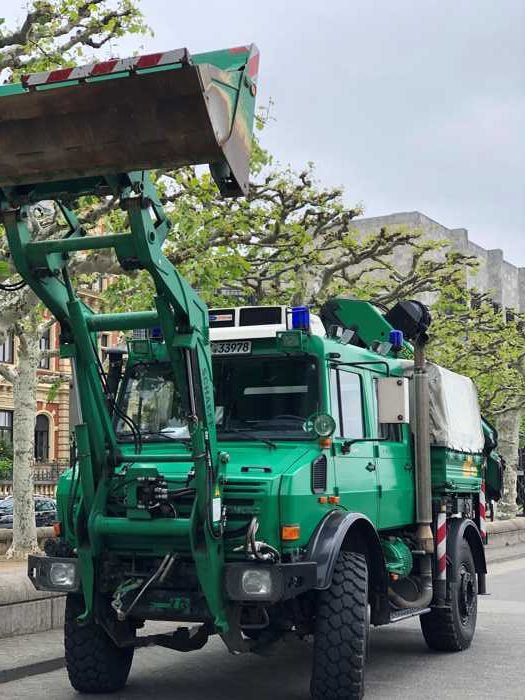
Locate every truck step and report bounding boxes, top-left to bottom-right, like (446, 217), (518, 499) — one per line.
(389, 606), (430, 623)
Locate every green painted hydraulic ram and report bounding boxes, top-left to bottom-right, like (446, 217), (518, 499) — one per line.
(0, 44), (259, 645)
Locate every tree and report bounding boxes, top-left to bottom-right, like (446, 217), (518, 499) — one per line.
(0, 0), (146, 558)
(104, 139), (475, 314)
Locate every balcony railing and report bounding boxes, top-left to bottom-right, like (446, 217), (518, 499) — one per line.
(0, 459), (70, 498)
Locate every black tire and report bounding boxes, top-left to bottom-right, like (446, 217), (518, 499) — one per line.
(64, 594), (135, 693)
(311, 551), (369, 700)
(420, 539), (477, 652)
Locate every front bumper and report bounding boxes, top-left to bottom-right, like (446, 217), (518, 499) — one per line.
(224, 561), (317, 602)
(28, 554), (80, 593)
(27, 554), (318, 604)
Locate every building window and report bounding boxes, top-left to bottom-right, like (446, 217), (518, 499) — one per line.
(0, 410), (13, 446)
(39, 329), (51, 369)
(34, 414), (50, 462)
(0, 333), (14, 364)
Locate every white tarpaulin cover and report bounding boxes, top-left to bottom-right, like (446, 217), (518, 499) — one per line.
(403, 362), (485, 454)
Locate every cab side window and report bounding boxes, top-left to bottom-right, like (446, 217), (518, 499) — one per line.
(330, 369), (364, 439)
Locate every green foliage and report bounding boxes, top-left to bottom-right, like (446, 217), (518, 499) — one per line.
(46, 377), (65, 403)
(0, 440), (13, 480)
(0, 1), (149, 77)
(104, 136), (466, 312)
(0, 440), (13, 461)
(0, 459), (12, 480)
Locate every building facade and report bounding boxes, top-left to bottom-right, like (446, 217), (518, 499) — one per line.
(350, 211), (525, 312)
(0, 288), (120, 496)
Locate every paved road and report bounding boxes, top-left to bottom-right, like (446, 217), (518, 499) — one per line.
(4, 556), (524, 699)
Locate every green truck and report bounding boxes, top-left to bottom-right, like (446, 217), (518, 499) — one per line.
(0, 44), (502, 699)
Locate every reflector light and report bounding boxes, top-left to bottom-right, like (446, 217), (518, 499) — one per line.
(281, 525), (301, 541)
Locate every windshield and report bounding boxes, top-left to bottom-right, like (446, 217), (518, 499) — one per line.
(116, 364), (187, 439)
(116, 355), (320, 441)
(214, 355), (319, 437)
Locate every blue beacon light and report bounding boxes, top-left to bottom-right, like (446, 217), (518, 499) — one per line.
(150, 326), (164, 340)
(291, 306), (310, 331)
(389, 329), (404, 352)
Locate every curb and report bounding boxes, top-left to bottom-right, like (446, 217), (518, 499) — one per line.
(486, 517), (525, 549)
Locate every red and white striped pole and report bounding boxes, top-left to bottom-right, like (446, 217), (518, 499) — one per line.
(479, 480), (487, 544)
(435, 509), (447, 603)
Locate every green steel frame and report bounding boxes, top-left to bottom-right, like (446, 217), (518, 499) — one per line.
(0, 171), (234, 632)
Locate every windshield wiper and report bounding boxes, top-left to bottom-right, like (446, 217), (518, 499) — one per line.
(218, 428), (277, 449)
(142, 431), (192, 445)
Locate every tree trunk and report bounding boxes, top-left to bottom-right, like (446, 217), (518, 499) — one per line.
(494, 408), (521, 520)
(6, 333), (41, 559)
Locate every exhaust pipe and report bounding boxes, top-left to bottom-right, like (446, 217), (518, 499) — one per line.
(413, 338), (434, 555)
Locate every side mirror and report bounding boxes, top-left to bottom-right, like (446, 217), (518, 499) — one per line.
(376, 377), (410, 424)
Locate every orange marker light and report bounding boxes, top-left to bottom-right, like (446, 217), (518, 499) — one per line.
(319, 437), (332, 449)
(328, 496), (340, 505)
(281, 525), (301, 541)
(318, 496), (328, 504)
(53, 522), (61, 537)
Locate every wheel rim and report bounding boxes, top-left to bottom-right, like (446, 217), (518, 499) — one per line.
(458, 563), (476, 625)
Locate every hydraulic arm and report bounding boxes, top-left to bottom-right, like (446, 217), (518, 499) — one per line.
(0, 44), (259, 642)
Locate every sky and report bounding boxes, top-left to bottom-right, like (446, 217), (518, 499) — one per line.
(3, 0), (525, 265)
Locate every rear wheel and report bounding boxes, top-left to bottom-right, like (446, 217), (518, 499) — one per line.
(64, 594), (135, 693)
(311, 551), (369, 700)
(420, 539), (477, 651)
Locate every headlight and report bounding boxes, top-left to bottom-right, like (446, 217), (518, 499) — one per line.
(241, 569), (273, 597)
(49, 561), (76, 588)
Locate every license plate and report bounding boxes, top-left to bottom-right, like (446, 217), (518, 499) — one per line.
(211, 340), (252, 355)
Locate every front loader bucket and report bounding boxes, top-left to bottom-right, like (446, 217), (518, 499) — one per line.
(0, 45), (259, 197)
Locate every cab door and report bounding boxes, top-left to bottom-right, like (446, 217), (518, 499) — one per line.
(330, 368), (378, 523)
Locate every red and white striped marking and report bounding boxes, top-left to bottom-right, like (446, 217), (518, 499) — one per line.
(479, 480), (487, 543)
(436, 512), (447, 581)
(21, 48), (189, 88)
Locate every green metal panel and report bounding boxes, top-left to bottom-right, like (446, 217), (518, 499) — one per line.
(430, 447), (483, 493)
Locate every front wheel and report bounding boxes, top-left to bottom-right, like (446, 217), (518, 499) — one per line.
(311, 551), (369, 700)
(420, 539), (478, 651)
(64, 594), (135, 693)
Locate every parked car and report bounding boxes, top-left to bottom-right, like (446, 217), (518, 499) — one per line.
(0, 495), (57, 528)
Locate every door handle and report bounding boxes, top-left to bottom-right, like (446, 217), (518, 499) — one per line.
(404, 463), (413, 471)
(365, 462), (376, 472)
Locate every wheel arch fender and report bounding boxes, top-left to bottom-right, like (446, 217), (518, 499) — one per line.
(307, 510), (389, 597)
(447, 517), (487, 581)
